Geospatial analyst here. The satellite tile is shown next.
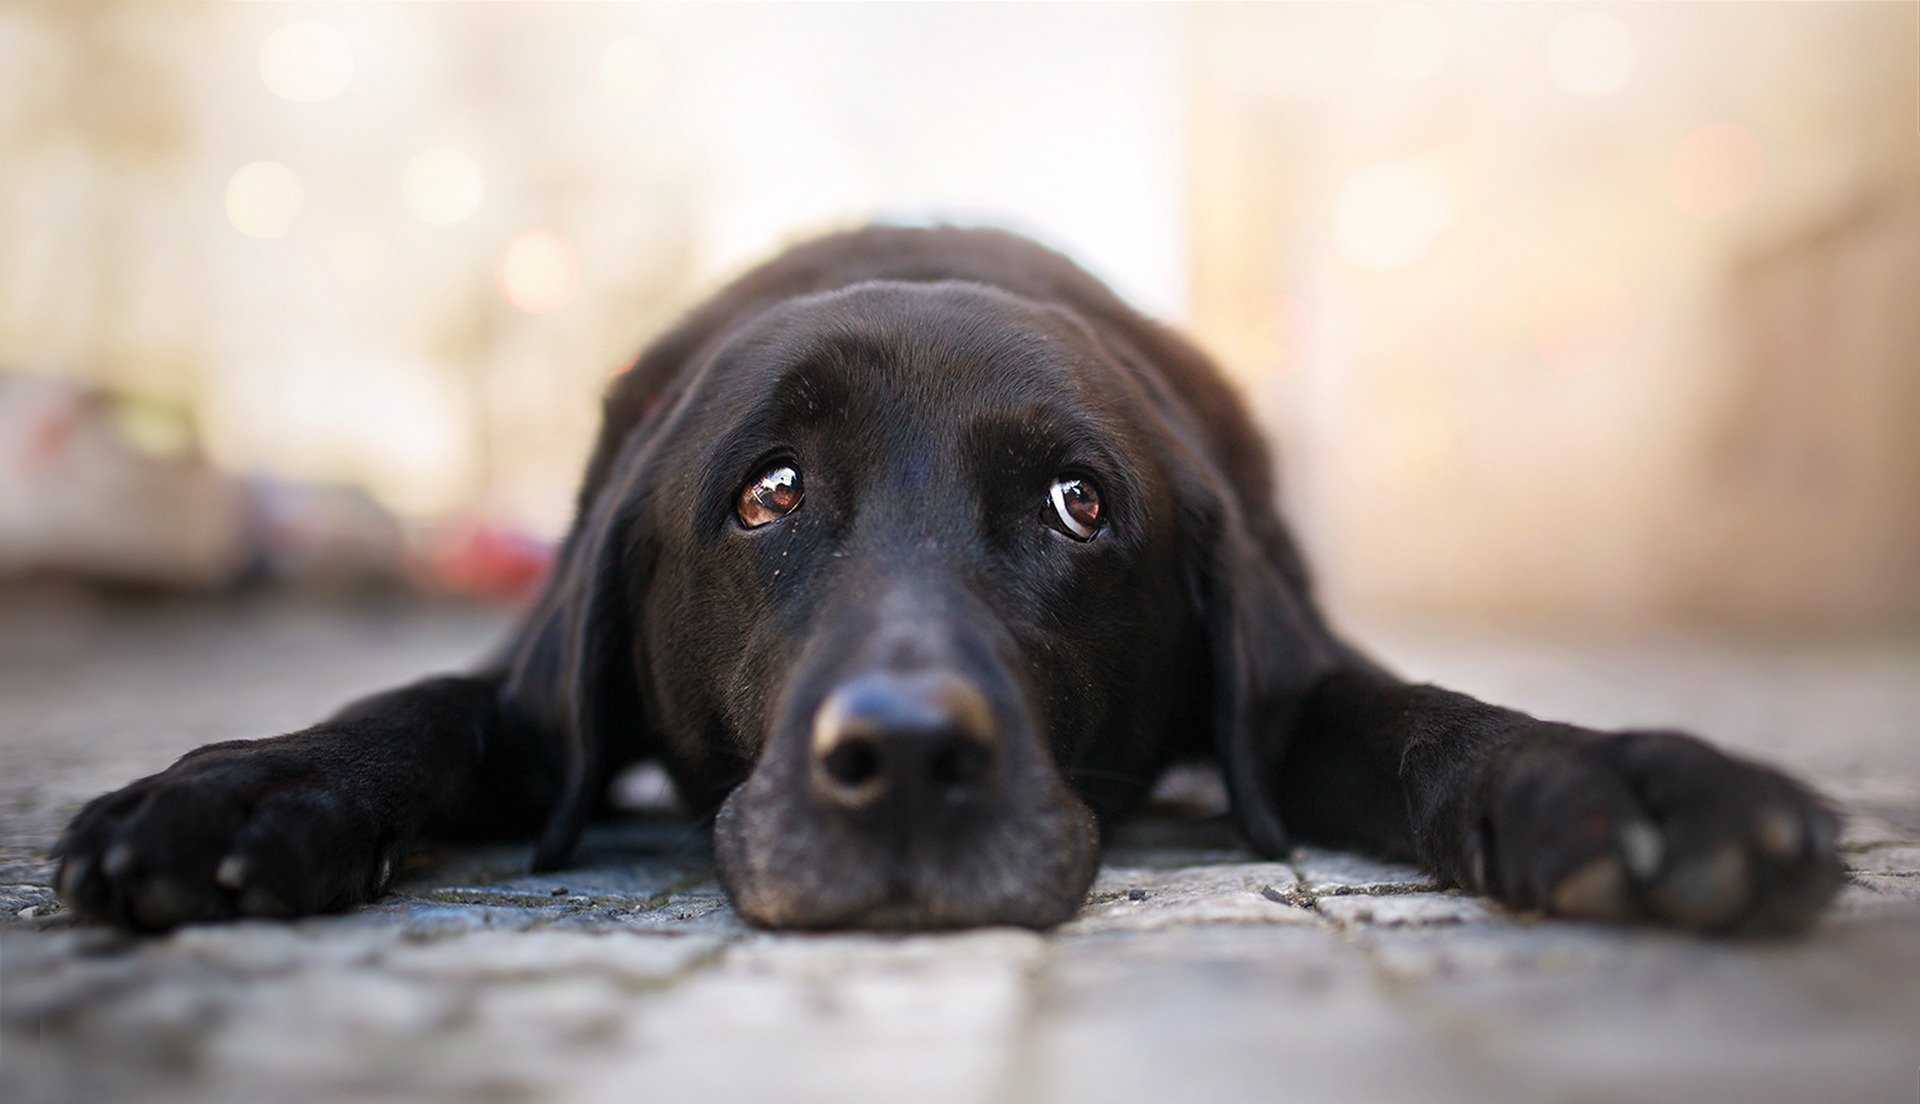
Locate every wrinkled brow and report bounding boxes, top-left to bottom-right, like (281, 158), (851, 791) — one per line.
(961, 399), (1147, 521)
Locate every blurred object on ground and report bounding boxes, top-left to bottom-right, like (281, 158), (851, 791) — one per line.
(244, 474), (409, 593)
(0, 369), (249, 589)
(0, 367), (561, 597)
(411, 515), (554, 602)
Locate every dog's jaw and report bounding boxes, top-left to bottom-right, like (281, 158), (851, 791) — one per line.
(711, 764), (1100, 931)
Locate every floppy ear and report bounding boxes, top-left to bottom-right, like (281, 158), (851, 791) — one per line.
(502, 415), (660, 873)
(1186, 478), (1331, 858)
(526, 481), (642, 872)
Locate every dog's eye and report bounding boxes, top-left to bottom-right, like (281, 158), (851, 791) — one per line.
(1048, 475), (1103, 541)
(738, 462), (803, 528)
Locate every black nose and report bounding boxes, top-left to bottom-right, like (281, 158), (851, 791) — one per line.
(812, 671), (999, 814)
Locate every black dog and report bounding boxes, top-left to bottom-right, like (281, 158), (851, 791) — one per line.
(55, 227), (1841, 933)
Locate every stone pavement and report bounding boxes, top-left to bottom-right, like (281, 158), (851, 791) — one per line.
(1, 591), (1916, 1103)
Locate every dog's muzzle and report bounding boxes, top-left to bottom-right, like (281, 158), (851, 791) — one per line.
(713, 661), (1099, 931)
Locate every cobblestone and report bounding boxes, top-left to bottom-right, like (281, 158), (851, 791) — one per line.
(1, 594), (1916, 1102)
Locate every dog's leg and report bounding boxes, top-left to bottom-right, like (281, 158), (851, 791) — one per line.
(1277, 664), (1843, 932)
(55, 673), (558, 930)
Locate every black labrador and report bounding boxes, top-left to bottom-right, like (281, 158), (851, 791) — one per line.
(55, 226), (1842, 933)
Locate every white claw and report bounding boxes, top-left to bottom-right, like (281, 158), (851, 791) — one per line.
(1619, 819), (1665, 880)
(214, 854), (248, 890)
(376, 856), (394, 891)
(101, 844), (135, 878)
(1754, 807), (1804, 861)
(1468, 847), (1487, 891)
(1551, 856), (1631, 920)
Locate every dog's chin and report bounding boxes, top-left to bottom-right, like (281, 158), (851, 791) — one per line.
(711, 780), (1101, 932)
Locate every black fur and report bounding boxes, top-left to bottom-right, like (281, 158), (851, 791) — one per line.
(56, 227), (1842, 933)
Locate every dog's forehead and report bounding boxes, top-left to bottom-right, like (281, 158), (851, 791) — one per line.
(664, 278), (1153, 506)
(718, 279), (1115, 411)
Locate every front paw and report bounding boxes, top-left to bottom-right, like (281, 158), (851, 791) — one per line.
(55, 738), (402, 931)
(1472, 729), (1841, 934)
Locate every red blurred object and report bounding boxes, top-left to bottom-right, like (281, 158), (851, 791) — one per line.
(417, 518), (554, 602)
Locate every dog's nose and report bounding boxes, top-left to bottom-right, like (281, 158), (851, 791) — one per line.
(812, 671), (998, 814)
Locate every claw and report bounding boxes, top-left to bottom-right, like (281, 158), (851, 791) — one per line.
(57, 858), (87, 900)
(1754, 807), (1804, 861)
(1652, 843), (1749, 928)
(215, 854), (248, 890)
(102, 843), (135, 878)
(1550, 856), (1630, 920)
(1618, 819), (1664, 881)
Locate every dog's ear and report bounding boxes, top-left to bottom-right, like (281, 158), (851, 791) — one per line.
(1184, 474), (1330, 858)
(527, 481), (641, 872)
(505, 419), (660, 874)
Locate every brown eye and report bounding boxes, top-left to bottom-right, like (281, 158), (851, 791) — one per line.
(737, 462), (802, 528)
(1048, 475), (1103, 540)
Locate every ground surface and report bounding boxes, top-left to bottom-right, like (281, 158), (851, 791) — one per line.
(1, 590), (1916, 1104)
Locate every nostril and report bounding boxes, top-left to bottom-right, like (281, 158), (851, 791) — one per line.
(812, 671), (1001, 811)
(823, 738), (882, 791)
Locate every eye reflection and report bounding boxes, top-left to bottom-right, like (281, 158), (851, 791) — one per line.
(1048, 475), (1103, 540)
(738, 463), (802, 528)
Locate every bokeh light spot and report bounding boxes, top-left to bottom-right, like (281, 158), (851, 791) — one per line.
(497, 230), (580, 314)
(259, 23), (355, 104)
(403, 148), (485, 226)
(225, 161), (305, 239)
(1334, 159), (1455, 273)
(1547, 12), (1635, 98)
(1372, 4), (1452, 84)
(1667, 122), (1765, 220)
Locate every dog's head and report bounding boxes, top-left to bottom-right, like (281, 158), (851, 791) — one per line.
(524, 276), (1325, 929)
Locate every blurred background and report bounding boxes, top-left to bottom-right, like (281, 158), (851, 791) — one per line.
(1, 1), (1916, 628)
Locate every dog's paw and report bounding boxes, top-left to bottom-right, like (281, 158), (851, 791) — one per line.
(54, 739), (402, 931)
(1472, 729), (1842, 934)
